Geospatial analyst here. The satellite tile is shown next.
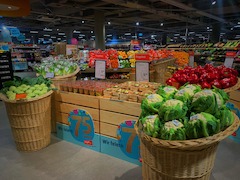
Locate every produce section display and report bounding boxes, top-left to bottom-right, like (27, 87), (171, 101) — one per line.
(103, 81), (161, 102)
(166, 64), (239, 89)
(35, 60), (78, 77)
(59, 80), (117, 96)
(0, 76), (52, 100)
(139, 84), (234, 140)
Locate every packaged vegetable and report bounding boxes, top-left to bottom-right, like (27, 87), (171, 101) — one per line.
(158, 99), (188, 121)
(186, 112), (220, 139)
(160, 120), (186, 140)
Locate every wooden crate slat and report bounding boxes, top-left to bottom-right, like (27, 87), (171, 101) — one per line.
(55, 101), (99, 120)
(100, 122), (118, 138)
(100, 110), (138, 125)
(100, 98), (141, 117)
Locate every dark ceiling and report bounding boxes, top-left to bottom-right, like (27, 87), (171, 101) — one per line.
(1, 0), (240, 43)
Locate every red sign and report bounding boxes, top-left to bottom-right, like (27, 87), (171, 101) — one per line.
(84, 140), (93, 146)
(189, 51), (194, 56)
(130, 40), (140, 45)
(135, 54), (150, 61)
(226, 52), (237, 57)
(95, 53), (107, 60)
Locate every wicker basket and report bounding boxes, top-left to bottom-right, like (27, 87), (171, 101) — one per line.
(224, 78), (240, 93)
(0, 91), (53, 152)
(152, 58), (176, 84)
(136, 113), (240, 180)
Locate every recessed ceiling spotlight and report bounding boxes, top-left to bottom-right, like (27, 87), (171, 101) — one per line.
(108, 21), (111, 25)
(136, 22), (139, 26)
(212, 1), (216, 5)
(57, 29), (59, 31)
(160, 23), (164, 26)
(207, 26), (210, 29)
(8, 6), (12, 9)
(91, 31), (93, 33)
(231, 28), (234, 30)
(82, 20), (85, 23)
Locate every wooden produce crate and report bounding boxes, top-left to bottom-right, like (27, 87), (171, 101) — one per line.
(55, 92), (100, 133)
(229, 90), (240, 109)
(99, 98), (141, 138)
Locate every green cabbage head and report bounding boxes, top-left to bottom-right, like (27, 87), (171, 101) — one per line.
(158, 99), (188, 121)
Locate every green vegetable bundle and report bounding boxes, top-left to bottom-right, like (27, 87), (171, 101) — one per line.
(35, 60), (78, 77)
(139, 85), (235, 141)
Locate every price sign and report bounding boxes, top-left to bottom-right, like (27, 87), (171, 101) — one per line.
(136, 61), (149, 82)
(135, 54), (150, 61)
(224, 52), (236, 68)
(95, 60), (106, 79)
(116, 120), (140, 160)
(189, 51), (194, 67)
(68, 109), (95, 143)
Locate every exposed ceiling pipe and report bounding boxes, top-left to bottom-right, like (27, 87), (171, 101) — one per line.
(156, 0), (233, 25)
(102, 0), (204, 25)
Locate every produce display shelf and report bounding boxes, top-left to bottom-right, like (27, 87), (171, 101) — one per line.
(80, 68), (133, 74)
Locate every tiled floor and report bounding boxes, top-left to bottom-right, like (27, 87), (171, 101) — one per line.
(0, 101), (239, 180)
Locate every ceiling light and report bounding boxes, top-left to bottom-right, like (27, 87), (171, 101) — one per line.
(43, 28), (52, 31)
(63, 36), (66, 38)
(30, 31), (38, 34)
(207, 26), (210, 29)
(136, 22), (139, 26)
(107, 34), (112, 37)
(91, 31), (93, 33)
(79, 34), (85, 37)
(51, 36), (56, 39)
(57, 38), (61, 40)
(231, 28), (234, 30)
(160, 23), (164, 26)
(82, 20), (85, 23)
(44, 34), (50, 37)
(124, 33), (131, 35)
(108, 21), (111, 25)
(8, 6), (12, 9)
(212, 1), (216, 5)
(73, 30), (80, 33)
(58, 33), (65, 35)
(57, 29), (59, 31)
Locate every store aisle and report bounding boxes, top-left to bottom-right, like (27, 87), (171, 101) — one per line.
(0, 101), (239, 180)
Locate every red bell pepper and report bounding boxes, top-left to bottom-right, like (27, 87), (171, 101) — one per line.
(210, 80), (222, 89)
(220, 78), (232, 89)
(201, 82), (211, 89)
(188, 74), (199, 84)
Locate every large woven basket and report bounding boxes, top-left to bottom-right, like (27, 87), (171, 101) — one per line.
(0, 91), (53, 152)
(224, 78), (240, 93)
(136, 113), (240, 180)
(152, 58), (176, 84)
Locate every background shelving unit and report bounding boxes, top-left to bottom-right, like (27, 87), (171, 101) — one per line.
(0, 52), (14, 89)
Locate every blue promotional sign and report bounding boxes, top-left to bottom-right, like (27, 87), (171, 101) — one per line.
(17, 34), (26, 42)
(10, 28), (20, 37)
(68, 109), (95, 143)
(116, 120), (140, 159)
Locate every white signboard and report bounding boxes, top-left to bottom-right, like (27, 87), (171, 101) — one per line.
(136, 61), (149, 82)
(189, 55), (194, 67)
(224, 57), (234, 68)
(95, 60), (106, 79)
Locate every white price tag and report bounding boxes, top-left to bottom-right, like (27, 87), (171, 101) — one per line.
(95, 60), (106, 79)
(189, 55), (194, 67)
(136, 61), (149, 82)
(46, 72), (55, 78)
(224, 57), (234, 68)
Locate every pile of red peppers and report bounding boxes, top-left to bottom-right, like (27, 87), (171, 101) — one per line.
(166, 64), (239, 89)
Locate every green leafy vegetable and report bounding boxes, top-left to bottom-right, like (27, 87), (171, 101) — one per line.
(160, 120), (186, 140)
(158, 99), (188, 121)
(141, 115), (161, 138)
(186, 112), (220, 139)
(157, 86), (177, 100)
(215, 106), (234, 130)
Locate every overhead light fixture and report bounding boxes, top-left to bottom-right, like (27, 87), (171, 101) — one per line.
(44, 34), (50, 37)
(58, 33), (65, 35)
(51, 36), (56, 39)
(63, 36), (66, 38)
(91, 31), (93, 33)
(212, 1), (216, 5)
(43, 27), (52, 31)
(136, 22), (139, 26)
(231, 28), (234, 30)
(57, 29), (59, 31)
(73, 30), (81, 33)
(160, 23), (164, 26)
(30, 31), (38, 34)
(108, 21), (111, 25)
(107, 34), (112, 37)
(57, 38), (61, 40)
(91, 36), (95, 38)
(82, 20), (85, 23)
(207, 26), (210, 29)
(124, 33), (131, 35)
(8, 6), (12, 9)
(79, 34), (85, 37)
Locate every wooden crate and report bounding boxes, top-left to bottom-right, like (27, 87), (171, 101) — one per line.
(229, 90), (240, 102)
(55, 91), (100, 133)
(55, 91), (99, 108)
(100, 98), (141, 117)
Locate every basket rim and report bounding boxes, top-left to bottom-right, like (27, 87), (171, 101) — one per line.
(223, 78), (240, 93)
(37, 66), (80, 80)
(0, 90), (53, 103)
(136, 112), (240, 150)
